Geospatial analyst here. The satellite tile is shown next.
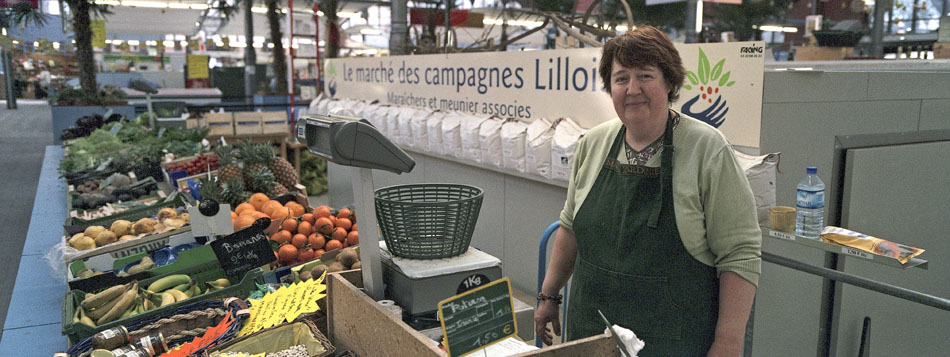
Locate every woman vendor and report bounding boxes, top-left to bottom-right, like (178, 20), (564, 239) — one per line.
(534, 26), (761, 356)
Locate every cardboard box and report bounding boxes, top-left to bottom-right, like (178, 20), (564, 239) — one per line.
(234, 112), (263, 135)
(326, 272), (619, 356)
(934, 42), (950, 59)
(205, 112), (234, 136)
(794, 46), (854, 61)
(261, 111), (289, 134)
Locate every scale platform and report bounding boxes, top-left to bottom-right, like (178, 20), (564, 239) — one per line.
(379, 241), (503, 317)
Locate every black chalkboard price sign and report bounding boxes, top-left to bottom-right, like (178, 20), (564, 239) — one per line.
(210, 222), (276, 278)
(437, 277), (517, 357)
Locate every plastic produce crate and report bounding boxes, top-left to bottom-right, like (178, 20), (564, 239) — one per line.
(62, 262), (263, 344)
(66, 243), (216, 292)
(65, 191), (189, 227)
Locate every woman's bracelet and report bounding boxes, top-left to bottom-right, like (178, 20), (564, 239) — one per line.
(537, 292), (563, 305)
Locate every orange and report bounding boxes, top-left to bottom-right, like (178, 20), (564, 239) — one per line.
(273, 230), (292, 244)
(298, 248), (315, 263)
(336, 208), (353, 221)
(286, 202), (305, 217)
(236, 215), (256, 230)
(346, 230), (359, 246)
(325, 239), (343, 251)
(336, 218), (352, 231)
(261, 200), (283, 216)
(301, 213), (315, 225)
(270, 206), (290, 221)
(352, 223), (357, 232)
(297, 221), (313, 236)
(331, 227), (347, 242)
(230, 211), (238, 220)
(308, 233), (326, 250)
(277, 244), (298, 263)
(232, 218), (241, 232)
(235, 202), (255, 215)
(251, 211), (270, 221)
(314, 249), (326, 259)
(314, 217), (333, 235)
(292, 233), (308, 248)
(281, 217), (298, 232)
(329, 216), (338, 227)
(313, 205), (332, 219)
(249, 193), (269, 210)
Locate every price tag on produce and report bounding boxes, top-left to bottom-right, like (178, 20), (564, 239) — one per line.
(237, 275), (326, 337)
(438, 277), (517, 357)
(95, 157), (113, 171)
(109, 123), (123, 136)
(157, 127), (166, 139)
(210, 223), (276, 279)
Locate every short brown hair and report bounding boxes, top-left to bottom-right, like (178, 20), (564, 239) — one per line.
(599, 26), (685, 102)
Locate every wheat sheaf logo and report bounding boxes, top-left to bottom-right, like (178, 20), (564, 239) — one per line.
(680, 48), (735, 128)
(326, 62), (338, 97)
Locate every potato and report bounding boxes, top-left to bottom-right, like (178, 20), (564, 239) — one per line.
(311, 265), (328, 279)
(69, 232), (85, 245)
(298, 270), (313, 281)
(95, 231), (118, 247)
(72, 236), (96, 250)
(119, 234), (137, 241)
(84, 226), (107, 238)
(132, 218), (157, 235)
(163, 218), (186, 229)
(110, 220), (132, 236)
(157, 208), (178, 221)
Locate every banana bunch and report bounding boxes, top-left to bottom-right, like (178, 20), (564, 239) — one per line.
(74, 282), (141, 327)
(72, 275), (231, 328)
(142, 274), (204, 309)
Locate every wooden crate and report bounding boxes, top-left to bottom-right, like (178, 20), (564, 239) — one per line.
(934, 42), (950, 59)
(325, 272), (619, 356)
(234, 112), (263, 136)
(261, 111), (289, 134)
(205, 112), (234, 136)
(794, 46), (853, 61)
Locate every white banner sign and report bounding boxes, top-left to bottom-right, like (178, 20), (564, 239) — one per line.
(325, 42), (765, 147)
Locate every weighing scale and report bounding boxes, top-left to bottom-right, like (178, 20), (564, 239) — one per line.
(296, 113), (414, 300)
(298, 112), (535, 339)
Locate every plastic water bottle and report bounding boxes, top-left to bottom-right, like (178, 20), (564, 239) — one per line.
(796, 166), (825, 239)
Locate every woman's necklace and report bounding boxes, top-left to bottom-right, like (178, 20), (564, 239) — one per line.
(623, 111), (680, 166)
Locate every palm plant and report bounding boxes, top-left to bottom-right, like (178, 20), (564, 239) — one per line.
(63, 0), (112, 94)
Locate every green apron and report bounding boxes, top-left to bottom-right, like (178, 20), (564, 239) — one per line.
(566, 112), (719, 356)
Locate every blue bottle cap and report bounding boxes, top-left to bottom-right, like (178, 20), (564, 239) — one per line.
(806, 166), (817, 174)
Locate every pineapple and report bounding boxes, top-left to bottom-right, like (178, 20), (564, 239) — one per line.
(267, 183), (290, 198)
(220, 177), (250, 207)
(247, 167), (279, 194)
(214, 145), (242, 184)
(238, 141), (271, 187)
(197, 177), (223, 202)
(259, 144), (299, 189)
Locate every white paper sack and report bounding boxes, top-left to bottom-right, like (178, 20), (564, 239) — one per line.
(551, 118), (585, 181)
(501, 120), (529, 173)
(373, 105), (394, 138)
(397, 107), (418, 148)
(604, 325), (645, 357)
(442, 112), (464, 158)
(525, 118), (554, 179)
(461, 114), (490, 163)
(479, 116), (505, 168)
(411, 108), (432, 151)
(315, 97), (333, 116)
(360, 103), (380, 124)
(426, 111), (447, 156)
(734, 150), (779, 227)
(349, 100), (369, 118)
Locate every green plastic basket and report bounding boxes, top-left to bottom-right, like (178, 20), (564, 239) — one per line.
(374, 183), (483, 259)
(62, 261), (263, 344)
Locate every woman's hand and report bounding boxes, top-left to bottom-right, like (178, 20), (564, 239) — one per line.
(534, 299), (561, 346)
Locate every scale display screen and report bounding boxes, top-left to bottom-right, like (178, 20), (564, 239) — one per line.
(296, 113), (414, 174)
